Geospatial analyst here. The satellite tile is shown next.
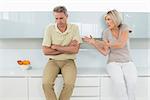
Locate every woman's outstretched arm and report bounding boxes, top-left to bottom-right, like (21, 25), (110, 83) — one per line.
(82, 36), (109, 56)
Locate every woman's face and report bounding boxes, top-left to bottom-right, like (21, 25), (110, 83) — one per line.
(105, 15), (115, 29)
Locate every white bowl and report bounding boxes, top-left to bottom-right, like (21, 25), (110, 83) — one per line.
(19, 65), (31, 70)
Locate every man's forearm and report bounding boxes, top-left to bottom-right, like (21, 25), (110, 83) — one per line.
(51, 40), (80, 54)
(45, 50), (62, 55)
(56, 46), (79, 54)
(43, 46), (62, 55)
(51, 45), (79, 54)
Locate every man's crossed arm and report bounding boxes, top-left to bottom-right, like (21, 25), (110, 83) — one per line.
(42, 40), (80, 55)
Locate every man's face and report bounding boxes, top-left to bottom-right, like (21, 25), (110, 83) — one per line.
(54, 12), (68, 27)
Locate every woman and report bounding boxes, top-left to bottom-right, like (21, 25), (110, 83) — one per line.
(83, 10), (137, 100)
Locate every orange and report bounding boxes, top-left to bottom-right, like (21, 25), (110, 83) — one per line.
(23, 60), (30, 65)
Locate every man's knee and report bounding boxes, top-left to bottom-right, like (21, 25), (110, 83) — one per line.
(63, 83), (75, 89)
(42, 81), (54, 90)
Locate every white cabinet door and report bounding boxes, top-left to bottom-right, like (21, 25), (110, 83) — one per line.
(0, 12), (51, 38)
(123, 12), (148, 38)
(136, 77), (149, 100)
(100, 77), (115, 100)
(28, 77), (45, 100)
(101, 77), (150, 100)
(148, 13), (150, 37)
(0, 77), (28, 100)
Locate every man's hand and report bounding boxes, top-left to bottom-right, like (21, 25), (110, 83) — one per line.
(69, 40), (78, 46)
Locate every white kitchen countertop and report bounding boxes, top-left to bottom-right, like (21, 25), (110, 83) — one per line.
(0, 67), (149, 77)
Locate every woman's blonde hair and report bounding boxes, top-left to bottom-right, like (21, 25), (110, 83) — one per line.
(104, 9), (122, 27)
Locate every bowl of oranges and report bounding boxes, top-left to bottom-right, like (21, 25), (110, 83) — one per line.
(17, 60), (31, 70)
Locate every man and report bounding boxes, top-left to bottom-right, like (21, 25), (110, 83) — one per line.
(42, 6), (82, 100)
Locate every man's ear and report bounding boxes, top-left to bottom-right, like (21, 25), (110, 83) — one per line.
(66, 14), (68, 18)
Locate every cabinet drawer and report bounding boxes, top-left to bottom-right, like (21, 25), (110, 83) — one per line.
(71, 97), (99, 100)
(75, 77), (99, 86)
(0, 78), (28, 100)
(72, 87), (99, 96)
(55, 77), (100, 86)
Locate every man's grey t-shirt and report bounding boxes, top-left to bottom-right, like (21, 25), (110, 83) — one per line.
(103, 24), (132, 63)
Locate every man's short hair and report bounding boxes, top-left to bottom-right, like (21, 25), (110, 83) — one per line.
(53, 6), (68, 16)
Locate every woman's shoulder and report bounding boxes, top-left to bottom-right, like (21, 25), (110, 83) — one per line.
(103, 28), (110, 34)
(120, 24), (132, 33)
(120, 24), (128, 29)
